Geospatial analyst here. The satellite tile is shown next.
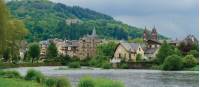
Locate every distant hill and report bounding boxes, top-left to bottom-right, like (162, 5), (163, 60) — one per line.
(7, 0), (166, 42)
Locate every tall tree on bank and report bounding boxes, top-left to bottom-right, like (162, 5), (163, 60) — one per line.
(0, 0), (9, 54)
(156, 41), (174, 64)
(46, 42), (58, 59)
(0, 0), (28, 62)
(28, 43), (40, 63)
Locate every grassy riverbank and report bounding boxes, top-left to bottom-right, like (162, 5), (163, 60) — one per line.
(0, 78), (44, 87)
(0, 69), (125, 87)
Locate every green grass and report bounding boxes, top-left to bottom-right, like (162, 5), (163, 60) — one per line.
(78, 76), (125, 87)
(0, 78), (44, 87)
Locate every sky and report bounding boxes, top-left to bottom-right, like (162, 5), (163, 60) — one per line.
(50, 0), (199, 40)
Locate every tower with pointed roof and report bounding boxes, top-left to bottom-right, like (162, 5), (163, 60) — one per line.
(151, 26), (158, 41)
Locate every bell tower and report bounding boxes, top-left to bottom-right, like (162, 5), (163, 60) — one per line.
(151, 26), (158, 41)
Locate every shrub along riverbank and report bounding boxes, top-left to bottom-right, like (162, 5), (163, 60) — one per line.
(0, 69), (125, 87)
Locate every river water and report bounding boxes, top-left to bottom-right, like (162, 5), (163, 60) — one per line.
(5, 66), (199, 87)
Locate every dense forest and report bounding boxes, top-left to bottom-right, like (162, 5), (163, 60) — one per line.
(7, 0), (166, 42)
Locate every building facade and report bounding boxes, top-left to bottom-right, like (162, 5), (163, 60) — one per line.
(38, 28), (101, 60)
(78, 28), (102, 59)
(111, 26), (161, 63)
(112, 42), (145, 63)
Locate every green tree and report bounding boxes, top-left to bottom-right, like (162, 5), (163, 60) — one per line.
(156, 41), (174, 64)
(183, 55), (197, 68)
(0, 0), (28, 62)
(28, 43), (40, 63)
(174, 48), (182, 56)
(0, 0), (9, 54)
(187, 50), (199, 58)
(90, 41), (117, 67)
(6, 19), (28, 63)
(96, 41), (117, 58)
(128, 38), (143, 43)
(46, 42), (58, 59)
(162, 54), (183, 70)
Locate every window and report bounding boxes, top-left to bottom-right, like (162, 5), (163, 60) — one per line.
(119, 53), (121, 58)
(152, 45), (155, 48)
(139, 48), (141, 51)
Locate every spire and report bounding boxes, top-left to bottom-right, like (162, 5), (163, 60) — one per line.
(152, 25), (157, 32)
(151, 25), (158, 41)
(92, 27), (97, 36)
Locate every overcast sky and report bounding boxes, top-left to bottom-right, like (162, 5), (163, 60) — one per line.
(50, 0), (198, 39)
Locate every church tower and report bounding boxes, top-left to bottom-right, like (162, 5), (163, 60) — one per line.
(143, 26), (148, 41)
(151, 26), (158, 41)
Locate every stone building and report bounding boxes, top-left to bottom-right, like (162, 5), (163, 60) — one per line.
(65, 18), (81, 25)
(65, 40), (79, 57)
(77, 28), (102, 59)
(111, 42), (145, 63)
(111, 26), (162, 63)
(38, 28), (101, 60)
(143, 26), (161, 60)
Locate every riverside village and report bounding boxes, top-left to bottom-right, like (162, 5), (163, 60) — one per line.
(17, 26), (198, 69)
(0, 0), (198, 87)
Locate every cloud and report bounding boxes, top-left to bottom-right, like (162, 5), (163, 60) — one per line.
(50, 0), (199, 39)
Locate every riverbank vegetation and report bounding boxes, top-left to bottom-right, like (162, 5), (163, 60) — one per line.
(154, 41), (199, 71)
(78, 76), (125, 87)
(0, 69), (125, 87)
(0, 78), (43, 87)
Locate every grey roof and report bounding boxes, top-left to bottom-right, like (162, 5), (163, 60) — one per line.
(66, 40), (79, 47)
(120, 42), (143, 52)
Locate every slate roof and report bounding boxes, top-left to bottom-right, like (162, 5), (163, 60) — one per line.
(120, 42), (144, 53)
(66, 40), (79, 47)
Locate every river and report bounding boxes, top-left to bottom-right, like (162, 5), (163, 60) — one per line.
(5, 66), (199, 87)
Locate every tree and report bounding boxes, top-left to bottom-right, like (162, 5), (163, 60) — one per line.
(6, 19), (28, 63)
(174, 48), (182, 56)
(128, 38), (143, 43)
(162, 54), (183, 70)
(96, 41), (117, 58)
(46, 42), (58, 59)
(2, 48), (10, 62)
(90, 41), (117, 67)
(178, 42), (198, 55)
(0, 0), (9, 54)
(156, 41), (174, 64)
(183, 55), (197, 68)
(136, 54), (142, 62)
(0, 0), (28, 62)
(187, 50), (199, 58)
(28, 43), (40, 63)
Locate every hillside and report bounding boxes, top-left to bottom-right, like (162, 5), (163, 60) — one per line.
(7, 0), (166, 42)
